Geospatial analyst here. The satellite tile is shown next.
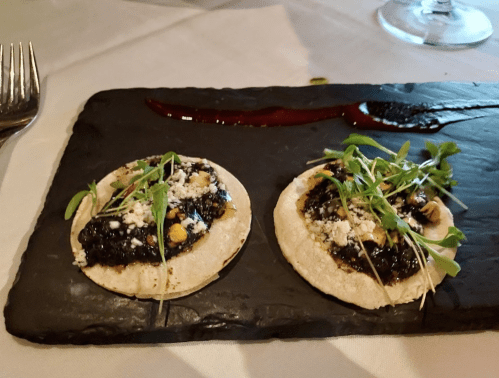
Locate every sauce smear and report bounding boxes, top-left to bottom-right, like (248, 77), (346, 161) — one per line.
(146, 98), (499, 132)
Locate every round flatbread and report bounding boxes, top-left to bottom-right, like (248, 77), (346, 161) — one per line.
(274, 163), (457, 309)
(71, 156), (252, 300)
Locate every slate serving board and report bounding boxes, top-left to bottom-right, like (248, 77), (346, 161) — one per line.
(4, 82), (499, 344)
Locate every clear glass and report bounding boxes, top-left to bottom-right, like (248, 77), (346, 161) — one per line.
(377, 0), (493, 48)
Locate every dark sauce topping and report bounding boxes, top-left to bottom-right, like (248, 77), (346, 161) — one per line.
(331, 240), (428, 285)
(303, 163), (347, 222)
(78, 161), (230, 267)
(146, 98), (499, 133)
(301, 163), (431, 285)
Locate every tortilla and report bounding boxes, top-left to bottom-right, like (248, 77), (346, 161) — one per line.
(274, 163), (457, 309)
(70, 156), (252, 300)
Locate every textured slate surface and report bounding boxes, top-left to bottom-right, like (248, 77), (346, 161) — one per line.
(4, 83), (499, 344)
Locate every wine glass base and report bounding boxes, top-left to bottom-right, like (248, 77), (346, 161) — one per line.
(377, 1), (493, 48)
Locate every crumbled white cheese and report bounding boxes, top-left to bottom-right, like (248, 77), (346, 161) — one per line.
(181, 216), (207, 234)
(293, 177), (307, 193)
(192, 220), (207, 234)
(323, 220), (351, 247)
(306, 201), (378, 247)
(131, 238), (143, 247)
(168, 168), (216, 205)
(358, 219), (375, 235)
(73, 248), (87, 267)
(171, 169), (187, 185)
(209, 183), (218, 194)
(181, 217), (195, 228)
(109, 220), (121, 229)
(123, 201), (153, 227)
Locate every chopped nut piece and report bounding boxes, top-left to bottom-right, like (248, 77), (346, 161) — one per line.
(166, 208), (180, 219)
(379, 181), (392, 191)
(336, 206), (347, 219)
(407, 192), (418, 205)
(372, 225), (387, 246)
(360, 225), (387, 246)
(421, 200), (441, 224)
(407, 190), (427, 206)
(146, 234), (156, 246)
(168, 223), (188, 243)
(389, 231), (399, 244)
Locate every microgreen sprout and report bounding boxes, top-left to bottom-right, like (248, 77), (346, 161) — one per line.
(66, 153), (180, 257)
(64, 151), (181, 312)
(65, 152), (181, 312)
(311, 134), (466, 278)
(65, 181), (98, 220)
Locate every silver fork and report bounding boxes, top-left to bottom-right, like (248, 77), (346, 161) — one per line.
(0, 42), (40, 149)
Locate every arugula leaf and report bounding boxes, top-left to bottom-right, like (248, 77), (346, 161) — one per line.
(110, 180), (127, 190)
(417, 226), (466, 248)
(88, 180), (97, 203)
(316, 173), (351, 212)
(414, 236), (461, 277)
(310, 133), (467, 277)
(438, 142), (461, 160)
(143, 165), (155, 176)
(425, 141), (439, 157)
(342, 133), (394, 156)
(347, 160), (361, 174)
(135, 160), (149, 171)
(160, 151), (181, 165)
(150, 182), (170, 264)
(65, 190), (90, 220)
(395, 140), (410, 164)
(323, 149), (344, 160)
(128, 173), (144, 185)
(381, 212), (411, 234)
(373, 158), (391, 175)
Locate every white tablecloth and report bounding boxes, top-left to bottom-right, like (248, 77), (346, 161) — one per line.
(1, 1), (498, 377)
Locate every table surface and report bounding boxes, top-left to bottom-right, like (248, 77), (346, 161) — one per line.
(1, 0), (498, 377)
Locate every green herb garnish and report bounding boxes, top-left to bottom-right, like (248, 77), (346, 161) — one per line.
(65, 181), (98, 220)
(312, 134), (466, 278)
(65, 152), (181, 312)
(65, 152), (181, 266)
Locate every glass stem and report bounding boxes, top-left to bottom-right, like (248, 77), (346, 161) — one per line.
(421, 0), (453, 14)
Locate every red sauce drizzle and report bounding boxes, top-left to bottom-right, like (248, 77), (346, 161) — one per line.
(146, 98), (499, 132)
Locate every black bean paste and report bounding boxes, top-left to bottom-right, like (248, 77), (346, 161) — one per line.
(78, 160), (230, 267)
(302, 163), (430, 285)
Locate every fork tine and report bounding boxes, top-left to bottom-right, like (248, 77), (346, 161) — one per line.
(0, 41), (40, 149)
(0, 44), (3, 105)
(19, 43), (26, 102)
(7, 43), (15, 107)
(29, 42), (40, 99)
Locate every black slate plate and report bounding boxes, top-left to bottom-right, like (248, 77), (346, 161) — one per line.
(4, 83), (499, 344)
